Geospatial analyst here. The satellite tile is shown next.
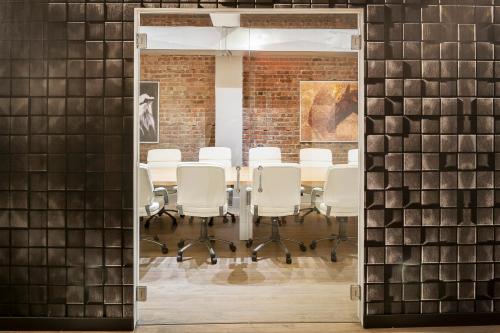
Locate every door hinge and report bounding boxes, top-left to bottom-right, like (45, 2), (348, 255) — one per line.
(351, 35), (361, 51)
(350, 284), (361, 301)
(137, 285), (147, 302)
(137, 33), (147, 49)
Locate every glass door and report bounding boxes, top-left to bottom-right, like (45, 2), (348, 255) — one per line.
(135, 10), (363, 325)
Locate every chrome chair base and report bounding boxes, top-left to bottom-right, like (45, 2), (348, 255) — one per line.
(251, 217), (307, 264)
(177, 218), (236, 264)
(309, 216), (354, 262)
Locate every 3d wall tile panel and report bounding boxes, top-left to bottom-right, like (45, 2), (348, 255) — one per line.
(1, 0), (499, 327)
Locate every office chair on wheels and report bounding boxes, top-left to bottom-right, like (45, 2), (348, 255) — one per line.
(309, 166), (359, 262)
(247, 164), (306, 264)
(199, 147), (236, 225)
(138, 164), (170, 254)
(347, 148), (358, 165)
(298, 148), (333, 223)
(248, 147), (282, 225)
(146, 149), (184, 224)
(175, 163), (237, 264)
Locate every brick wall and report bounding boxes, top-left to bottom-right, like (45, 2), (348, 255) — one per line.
(140, 54), (215, 162)
(141, 54), (358, 164)
(141, 14), (212, 26)
(240, 13), (358, 29)
(140, 13), (358, 29)
(243, 55), (358, 164)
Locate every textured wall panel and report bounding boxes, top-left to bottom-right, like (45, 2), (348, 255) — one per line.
(1, 0), (500, 328)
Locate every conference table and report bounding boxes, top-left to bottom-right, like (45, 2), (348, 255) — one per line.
(150, 165), (350, 240)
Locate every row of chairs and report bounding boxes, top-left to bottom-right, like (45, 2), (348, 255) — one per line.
(146, 147), (359, 168)
(139, 160), (359, 264)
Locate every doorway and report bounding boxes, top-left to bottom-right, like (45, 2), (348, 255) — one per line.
(133, 8), (365, 327)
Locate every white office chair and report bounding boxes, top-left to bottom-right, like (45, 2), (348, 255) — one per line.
(248, 147), (282, 225)
(198, 147), (236, 224)
(299, 148), (333, 222)
(309, 165), (359, 262)
(199, 146), (232, 167)
(247, 163), (306, 264)
(138, 163), (170, 254)
(146, 148), (182, 223)
(248, 147), (281, 169)
(176, 163), (237, 264)
(147, 148), (182, 168)
(347, 148), (358, 165)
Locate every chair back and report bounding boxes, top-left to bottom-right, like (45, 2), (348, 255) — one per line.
(323, 165), (359, 215)
(138, 163), (155, 209)
(347, 149), (358, 165)
(147, 149), (182, 168)
(176, 163), (227, 216)
(199, 147), (232, 168)
(248, 147), (281, 168)
(251, 163), (301, 216)
(299, 148), (333, 167)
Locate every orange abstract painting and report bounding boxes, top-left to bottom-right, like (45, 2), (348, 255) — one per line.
(300, 81), (358, 142)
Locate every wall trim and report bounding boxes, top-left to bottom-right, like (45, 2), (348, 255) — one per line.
(0, 317), (134, 331)
(364, 313), (500, 328)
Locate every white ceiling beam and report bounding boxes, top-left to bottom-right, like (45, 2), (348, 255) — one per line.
(139, 26), (358, 53)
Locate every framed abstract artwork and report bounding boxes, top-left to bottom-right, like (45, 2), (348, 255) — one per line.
(139, 81), (160, 143)
(300, 81), (358, 142)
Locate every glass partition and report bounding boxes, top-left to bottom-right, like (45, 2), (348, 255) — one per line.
(137, 11), (361, 325)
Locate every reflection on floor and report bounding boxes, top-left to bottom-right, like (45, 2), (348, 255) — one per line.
(139, 206), (358, 325)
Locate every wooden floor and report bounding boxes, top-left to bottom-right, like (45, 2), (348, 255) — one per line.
(138, 203), (359, 325)
(135, 323), (500, 333)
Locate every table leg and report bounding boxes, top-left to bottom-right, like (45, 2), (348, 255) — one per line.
(237, 189), (252, 240)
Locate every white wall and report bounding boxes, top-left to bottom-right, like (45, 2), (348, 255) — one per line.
(215, 56), (243, 166)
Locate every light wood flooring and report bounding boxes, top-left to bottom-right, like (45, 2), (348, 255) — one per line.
(135, 323), (500, 333)
(10, 323), (500, 333)
(138, 207), (359, 325)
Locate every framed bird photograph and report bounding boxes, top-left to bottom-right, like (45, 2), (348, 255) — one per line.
(300, 81), (358, 142)
(139, 81), (160, 143)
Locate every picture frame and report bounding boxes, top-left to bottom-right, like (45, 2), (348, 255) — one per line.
(299, 81), (358, 143)
(139, 81), (160, 143)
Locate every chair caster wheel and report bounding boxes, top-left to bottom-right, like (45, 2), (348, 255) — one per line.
(223, 216), (228, 223)
(177, 240), (185, 249)
(246, 239), (253, 248)
(154, 235), (159, 241)
(176, 254), (183, 262)
(231, 215), (236, 223)
(299, 243), (307, 252)
(210, 256), (217, 265)
(251, 252), (257, 262)
(161, 245), (168, 254)
(309, 241), (317, 250)
(331, 253), (337, 262)
(180, 215), (185, 218)
(229, 243), (237, 252)
(286, 255), (292, 264)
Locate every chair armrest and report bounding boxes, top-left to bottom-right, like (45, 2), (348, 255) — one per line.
(153, 187), (168, 204)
